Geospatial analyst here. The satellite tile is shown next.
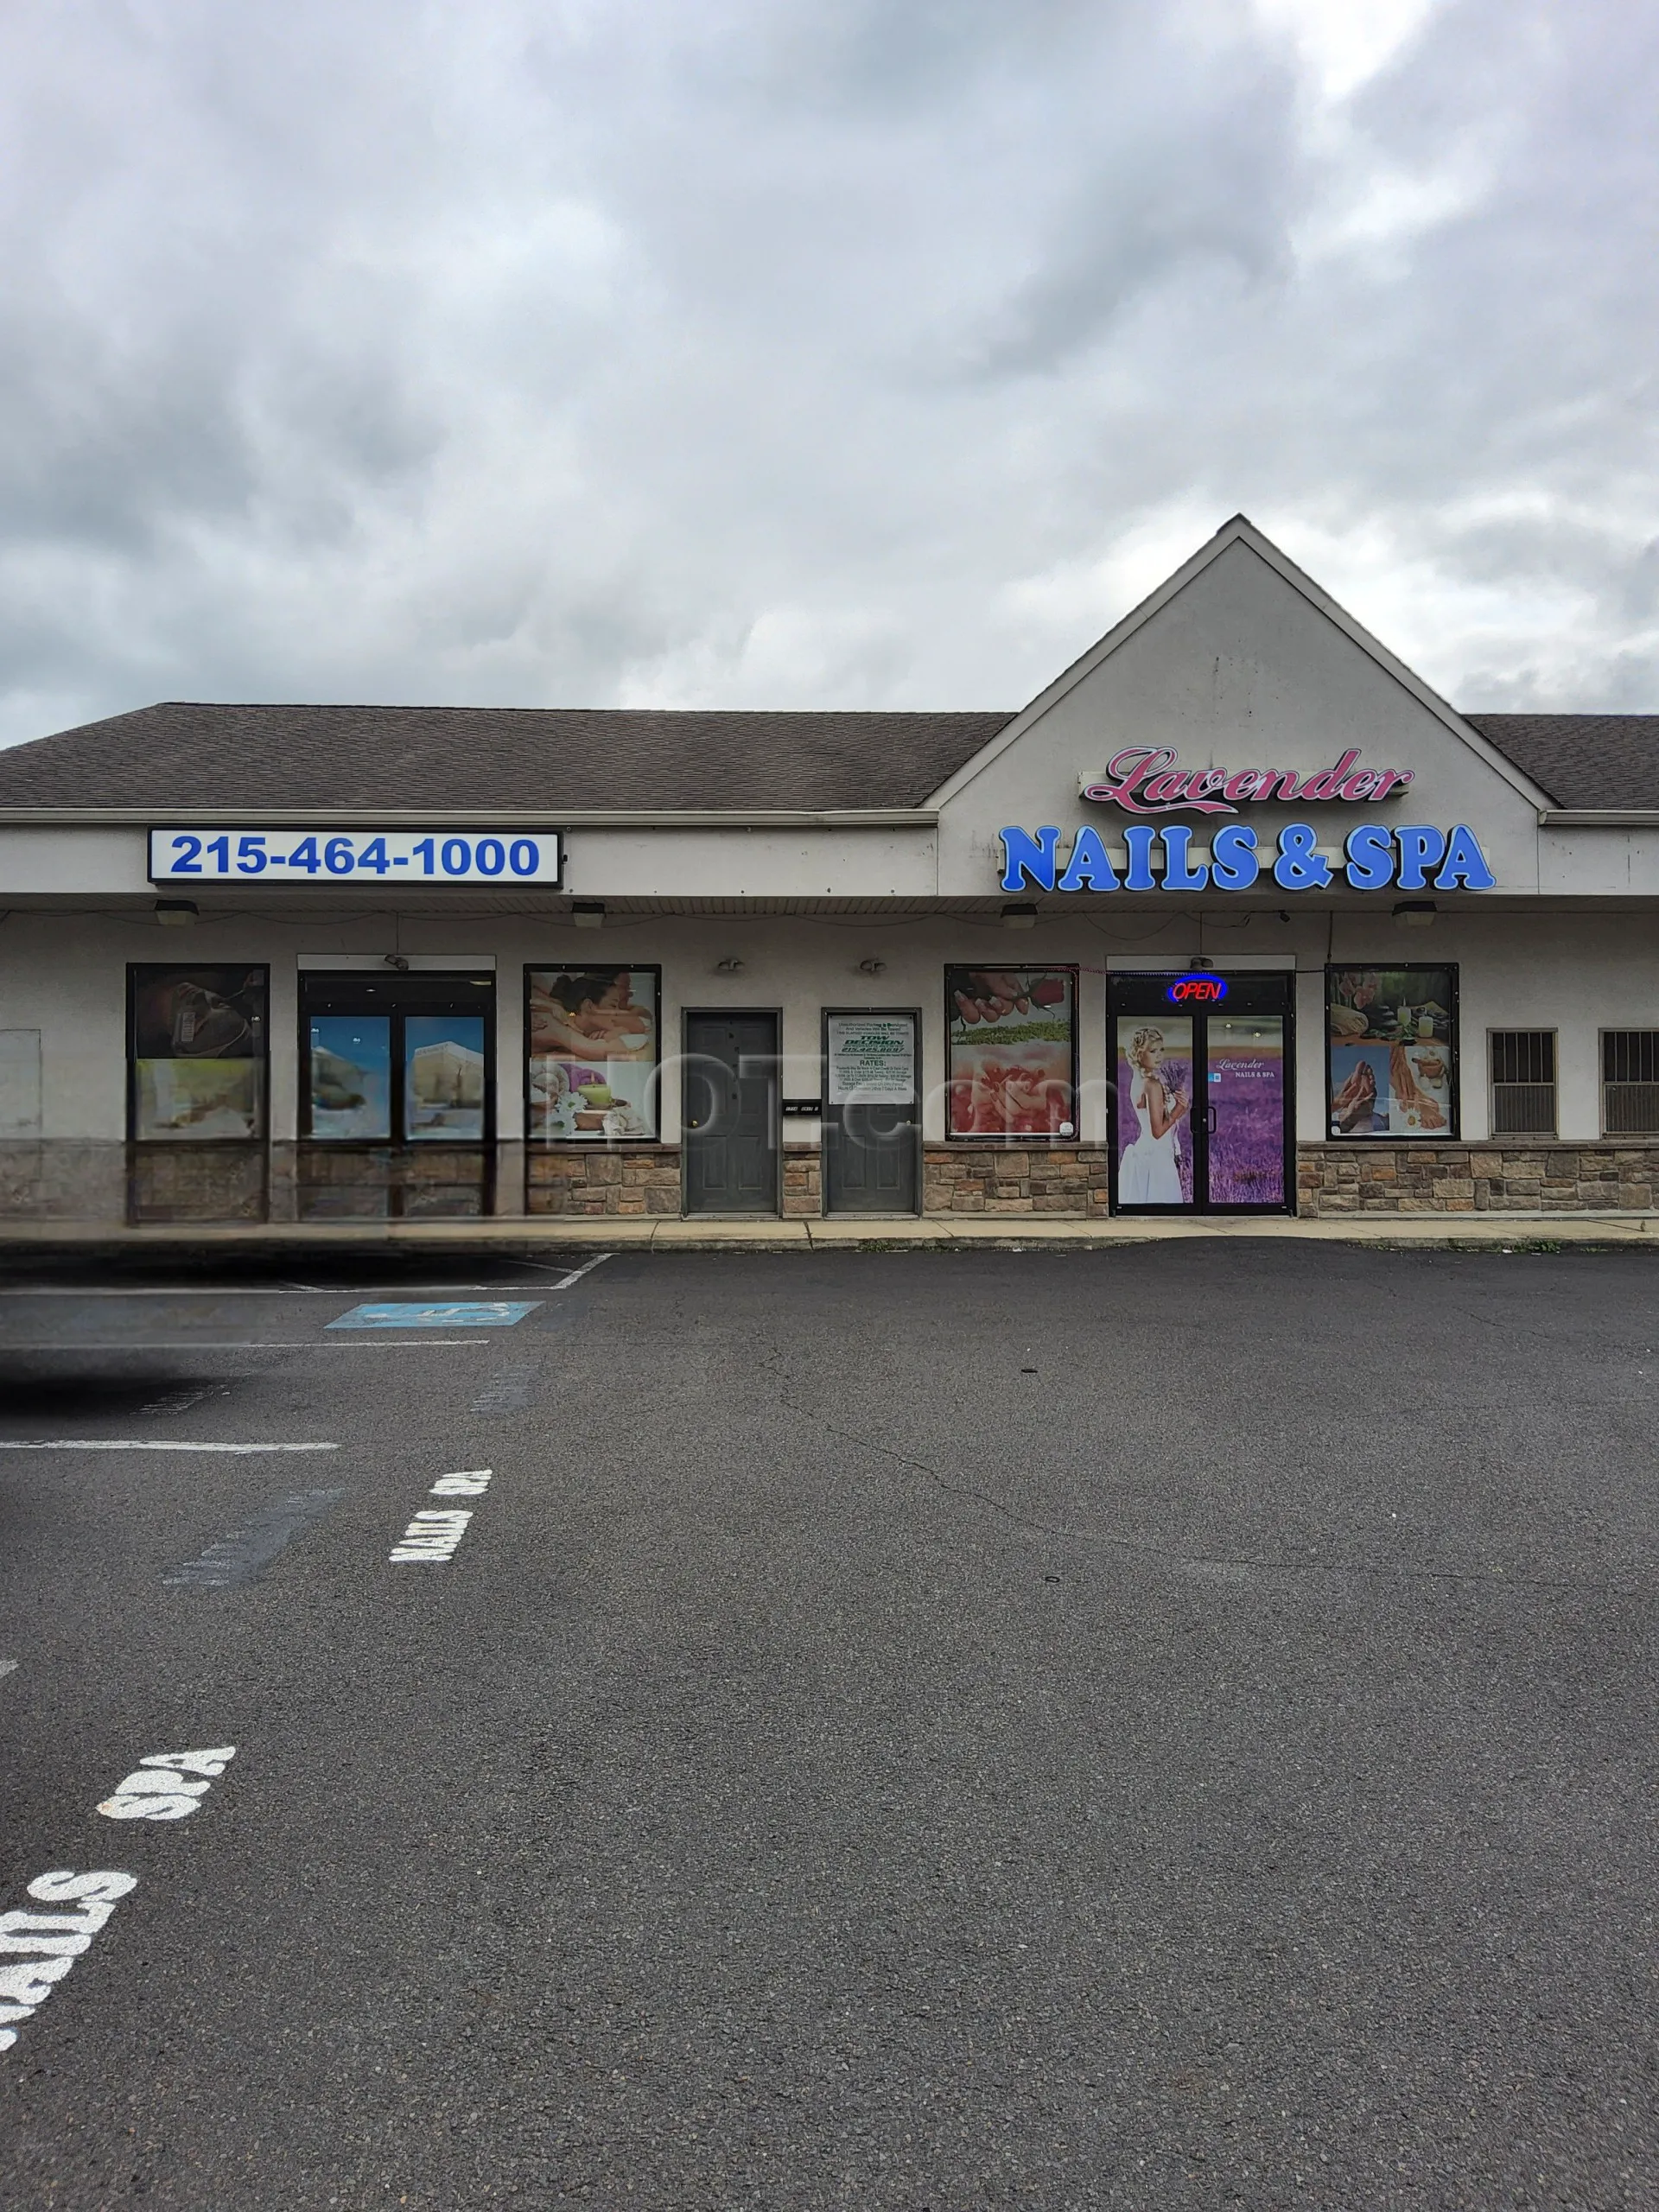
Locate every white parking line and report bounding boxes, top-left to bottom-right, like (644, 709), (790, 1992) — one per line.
(0, 1339), (494, 1351)
(0, 1440), (339, 1453)
(0, 1287), (508, 1297)
(549, 1252), (614, 1289)
(0, 1274), (604, 1296)
(390, 1469), (493, 1563)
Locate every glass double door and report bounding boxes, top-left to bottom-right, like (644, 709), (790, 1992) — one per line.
(302, 973), (494, 1143)
(1110, 973), (1294, 1213)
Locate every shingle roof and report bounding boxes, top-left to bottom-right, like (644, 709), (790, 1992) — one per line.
(3, 699), (1658, 814)
(1462, 715), (1659, 810)
(0, 702), (1014, 812)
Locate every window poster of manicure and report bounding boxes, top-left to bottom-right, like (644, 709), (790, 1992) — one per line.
(1326, 966), (1458, 1137)
(945, 967), (1077, 1140)
(128, 965), (269, 1141)
(525, 967), (660, 1140)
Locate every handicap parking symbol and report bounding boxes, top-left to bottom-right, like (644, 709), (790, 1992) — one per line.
(327, 1301), (543, 1331)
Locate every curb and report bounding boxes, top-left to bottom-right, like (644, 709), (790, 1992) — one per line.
(0, 1216), (1656, 1260)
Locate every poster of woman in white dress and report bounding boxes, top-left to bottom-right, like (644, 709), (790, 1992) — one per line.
(1116, 1020), (1193, 1205)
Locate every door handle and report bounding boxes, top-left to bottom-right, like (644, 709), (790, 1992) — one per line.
(1206, 1105), (1217, 1135)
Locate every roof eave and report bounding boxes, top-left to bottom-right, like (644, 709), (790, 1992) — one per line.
(1539, 809), (1659, 827)
(0, 805), (941, 830)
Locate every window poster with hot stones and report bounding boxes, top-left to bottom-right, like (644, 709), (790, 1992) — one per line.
(525, 967), (660, 1141)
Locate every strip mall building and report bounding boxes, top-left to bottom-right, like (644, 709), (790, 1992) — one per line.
(2, 515), (1657, 1227)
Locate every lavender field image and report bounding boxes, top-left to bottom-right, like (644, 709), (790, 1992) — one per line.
(1208, 1024), (1286, 1205)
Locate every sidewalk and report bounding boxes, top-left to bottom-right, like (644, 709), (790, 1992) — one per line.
(1, 1210), (1656, 1253)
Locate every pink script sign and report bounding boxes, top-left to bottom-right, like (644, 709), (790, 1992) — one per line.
(1082, 747), (1414, 817)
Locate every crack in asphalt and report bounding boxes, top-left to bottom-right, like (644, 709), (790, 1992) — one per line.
(781, 1398), (1643, 1598)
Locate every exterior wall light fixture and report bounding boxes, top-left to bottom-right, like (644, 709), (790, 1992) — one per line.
(1393, 899), (1438, 930)
(572, 901), (605, 929)
(154, 899), (198, 926)
(715, 957), (746, 973)
(1001, 902), (1038, 930)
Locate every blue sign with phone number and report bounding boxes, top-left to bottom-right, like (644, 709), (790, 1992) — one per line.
(148, 827), (563, 885)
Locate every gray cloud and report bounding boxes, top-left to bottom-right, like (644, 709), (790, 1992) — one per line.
(0, 0), (1653, 747)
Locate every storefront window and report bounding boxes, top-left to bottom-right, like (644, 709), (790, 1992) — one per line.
(129, 965), (268, 1141)
(302, 972), (493, 1144)
(945, 966), (1077, 1141)
(525, 966), (660, 1140)
(1326, 966), (1457, 1138)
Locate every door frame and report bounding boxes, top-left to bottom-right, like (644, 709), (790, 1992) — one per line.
(679, 1007), (783, 1217)
(298, 970), (498, 1145)
(1108, 972), (1296, 1217)
(820, 1005), (923, 1218)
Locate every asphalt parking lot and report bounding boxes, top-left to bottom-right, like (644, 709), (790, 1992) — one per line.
(0, 1243), (1654, 2209)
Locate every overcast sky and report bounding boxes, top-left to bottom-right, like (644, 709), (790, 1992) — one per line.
(0, 0), (1653, 747)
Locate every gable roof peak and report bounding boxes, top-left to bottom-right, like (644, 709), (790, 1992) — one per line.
(922, 513), (1554, 812)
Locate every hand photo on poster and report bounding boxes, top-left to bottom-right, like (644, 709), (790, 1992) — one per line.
(1115, 1020), (1193, 1204)
(527, 968), (659, 1140)
(130, 966), (267, 1140)
(945, 967), (1076, 1139)
(1327, 967), (1455, 1136)
(1329, 1043), (1389, 1135)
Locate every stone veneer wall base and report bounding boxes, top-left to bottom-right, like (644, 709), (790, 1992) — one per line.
(528, 1145), (682, 1217)
(924, 1146), (1114, 1216)
(528, 1145), (820, 1217)
(1297, 1141), (1658, 1214)
(524, 1141), (1659, 1217)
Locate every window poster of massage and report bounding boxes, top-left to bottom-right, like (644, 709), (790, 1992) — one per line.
(945, 967), (1077, 1140)
(1326, 966), (1457, 1137)
(525, 968), (660, 1141)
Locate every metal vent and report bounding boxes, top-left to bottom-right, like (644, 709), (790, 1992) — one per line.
(1491, 1031), (1555, 1135)
(1603, 1032), (1659, 1134)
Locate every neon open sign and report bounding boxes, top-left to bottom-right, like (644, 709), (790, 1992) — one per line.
(1166, 974), (1228, 1004)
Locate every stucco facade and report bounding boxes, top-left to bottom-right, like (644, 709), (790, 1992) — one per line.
(2, 518), (1656, 1224)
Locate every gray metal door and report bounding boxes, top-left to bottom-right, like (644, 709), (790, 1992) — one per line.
(683, 1012), (780, 1215)
(823, 1009), (920, 1216)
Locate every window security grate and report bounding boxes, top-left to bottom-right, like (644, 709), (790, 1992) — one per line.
(1603, 1031), (1659, 1135)
(1491, 1030), (1556, 1136)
